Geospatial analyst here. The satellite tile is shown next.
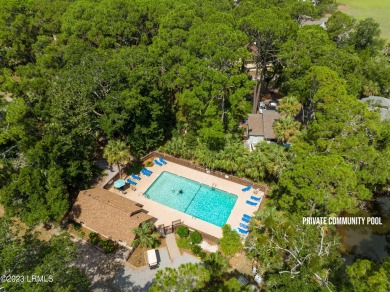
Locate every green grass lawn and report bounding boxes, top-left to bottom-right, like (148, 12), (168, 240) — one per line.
(339, 0), (390, 41)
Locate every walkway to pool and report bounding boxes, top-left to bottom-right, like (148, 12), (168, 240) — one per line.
(166, 233), (181, 261)
(108, 160), (264, 238)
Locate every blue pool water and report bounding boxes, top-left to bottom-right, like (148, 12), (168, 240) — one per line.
(144, 171), (237, 227)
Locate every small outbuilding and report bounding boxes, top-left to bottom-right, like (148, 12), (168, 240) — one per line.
(245, 110), (281, 150)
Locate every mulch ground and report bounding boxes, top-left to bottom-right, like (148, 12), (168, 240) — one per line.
(128, 247), (148, 267)
(127, 237), (167, 267)
(229, 251), (254, 275)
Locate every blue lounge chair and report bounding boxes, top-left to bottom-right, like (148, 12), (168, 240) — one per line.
(159, 157), (167, 165)
(238, 228), (248, 234)
(131, 173), (141, 180)
(241, 217), (250, 223)
(242, 185), (252, 192)
(240, 223), (249, 229)
(154, 159), (163, 166)
(126, 179), (137, 186)
(141, 169), (151, 176)
(142, 168), (152, 174)
(246, 200), (258, 206)
(243, 214), (252, 219)
(250, 196), (262, 202)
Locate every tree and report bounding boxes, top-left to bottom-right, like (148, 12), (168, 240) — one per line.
(279, 27), (363, 97)
(0, 219), (90, 291)
(150, 263), (210, 292)
(219, 277), (251, 291)
(131, 221), (160, 248)
(273, 116), (301, 143)
(219, 224), (242, 256)
(353, 18), (384, 53)
(277, 95), (301, 117)
(203, 252), (230, 282)
(103, 139), (131, 177)
(278, 154), (370, 216)
(1, 165), (69, 226)
(240, 8), (298, 113)
(346, 258), (390, 292)
(245, 207), (342, 291)
(325, 11), (354, 47)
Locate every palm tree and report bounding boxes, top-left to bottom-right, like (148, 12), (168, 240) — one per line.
(277, 95), (302, 117)
(273, 116), (301, 143)
(103, 139), (131, 177)
(132, 222), (160, 248)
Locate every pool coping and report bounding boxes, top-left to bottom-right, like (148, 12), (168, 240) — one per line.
(144, 171), (238, 227)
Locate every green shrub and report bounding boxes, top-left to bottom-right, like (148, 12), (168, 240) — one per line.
(191, 244), (202, 256)
(73, 222), (81, 231)
(77, 231), (85, 238)
(176, 237), (191, 249)
(190, 230), (202, 244)
(89, 232), (100, 245)
(219, 225), (242, 256)
(99, 239), (117, 254)
(176, 226), (189, 238)
(145, 160), (154, 167)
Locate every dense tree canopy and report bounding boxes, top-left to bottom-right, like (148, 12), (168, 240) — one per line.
(1, 0), (389, 225)
(0, 0), (389, 290)
(0, 219), (90, 291)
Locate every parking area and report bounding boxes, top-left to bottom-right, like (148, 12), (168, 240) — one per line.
(112, 247), (200, 291)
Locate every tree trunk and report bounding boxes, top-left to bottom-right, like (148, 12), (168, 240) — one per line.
(252, 49), (268, 114)
(117, 162), (122, 178)
(252, 61), (259, 114)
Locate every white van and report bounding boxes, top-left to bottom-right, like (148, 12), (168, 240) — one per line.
(146, 249), (158, 268)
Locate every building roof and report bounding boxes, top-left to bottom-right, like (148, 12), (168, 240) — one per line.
(263, 110), (281, 139)
(69, 188), (153, 247)
(361, 96), (390, 121)
(247, 114), (264, 136)
(247, 110), (281, 139)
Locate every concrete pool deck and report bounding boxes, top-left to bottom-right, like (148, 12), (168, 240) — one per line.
(108, 161), (264, 238)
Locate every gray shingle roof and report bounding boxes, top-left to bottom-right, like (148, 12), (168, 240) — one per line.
(247, 110), (281, 139)
(361, 96), (390, 120)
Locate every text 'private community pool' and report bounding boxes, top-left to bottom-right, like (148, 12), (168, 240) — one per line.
(144, 171), (237, 227)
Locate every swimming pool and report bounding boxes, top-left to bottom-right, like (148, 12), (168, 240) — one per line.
(144, 171), (237, 227)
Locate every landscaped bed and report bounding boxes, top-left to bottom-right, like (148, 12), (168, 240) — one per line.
(127, 238), (167, 268)
(128, 247), (148, 267)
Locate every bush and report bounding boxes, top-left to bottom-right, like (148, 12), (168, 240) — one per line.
(145, 160), (154, 167)
(191, 244), (204, 257)
(176, 226), (189, 238)
(89, 232), (100, 245)
(77, 231), (85, 238)
(176, 237), (191, 249)
(219, 225), (242, 256)
(73, 222), (81, 231)
(190, 231), (202, 244)
(99, 239), (117, 254)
